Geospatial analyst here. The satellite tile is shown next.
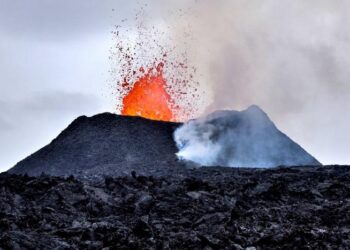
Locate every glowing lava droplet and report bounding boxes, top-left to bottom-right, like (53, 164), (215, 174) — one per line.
(121, 63), (175, 122)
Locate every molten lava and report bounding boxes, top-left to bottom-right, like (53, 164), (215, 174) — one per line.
(121, 63), (175, 122)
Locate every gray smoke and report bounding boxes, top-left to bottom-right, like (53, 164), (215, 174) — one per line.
(174, 105), (320, 167)
(146, 0), (350, 165)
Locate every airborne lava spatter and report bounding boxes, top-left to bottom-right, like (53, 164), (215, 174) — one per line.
(121, 63), (176, 122)
(110, 10), (202, 122)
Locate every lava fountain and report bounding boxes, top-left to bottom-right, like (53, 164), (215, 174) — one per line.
(121, 63), (175, 122)
(111, 13), (202, 123)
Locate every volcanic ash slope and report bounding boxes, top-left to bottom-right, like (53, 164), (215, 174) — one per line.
(9, 114), (181, 177)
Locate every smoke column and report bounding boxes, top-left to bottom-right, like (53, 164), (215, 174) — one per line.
(118, 0), (350, 165)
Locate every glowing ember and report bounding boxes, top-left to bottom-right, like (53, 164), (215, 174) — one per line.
(121, 63), (175, 121)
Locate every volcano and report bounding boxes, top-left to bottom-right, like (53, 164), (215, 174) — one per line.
(8, 106), (320, 178)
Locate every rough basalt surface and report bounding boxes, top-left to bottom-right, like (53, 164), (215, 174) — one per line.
(1, 165), (349, 249)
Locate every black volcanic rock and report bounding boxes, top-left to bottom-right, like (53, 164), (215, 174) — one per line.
(9, 113), (182, 177)
(1, 166), (350, 249)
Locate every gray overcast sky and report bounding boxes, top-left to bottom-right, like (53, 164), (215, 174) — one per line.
(0, 0), (127, 171)
(1, 0), (350, 172)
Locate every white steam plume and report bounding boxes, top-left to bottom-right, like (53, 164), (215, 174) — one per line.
(174, 105), (321, 168)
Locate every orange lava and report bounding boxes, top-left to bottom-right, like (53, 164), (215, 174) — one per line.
(121, 64), (175, 122)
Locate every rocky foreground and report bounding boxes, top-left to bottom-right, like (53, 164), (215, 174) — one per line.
(1, 166), (350, 249)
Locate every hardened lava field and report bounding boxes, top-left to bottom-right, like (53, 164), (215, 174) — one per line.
(1, 166), (349, 249)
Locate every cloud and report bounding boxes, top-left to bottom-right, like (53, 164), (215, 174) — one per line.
(0, 91), (103, 172)
(19, 91), (102, 114)
(0, 117), (12, 131)
(0, 0), (118, 171)
(0, 0), (136, 41)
